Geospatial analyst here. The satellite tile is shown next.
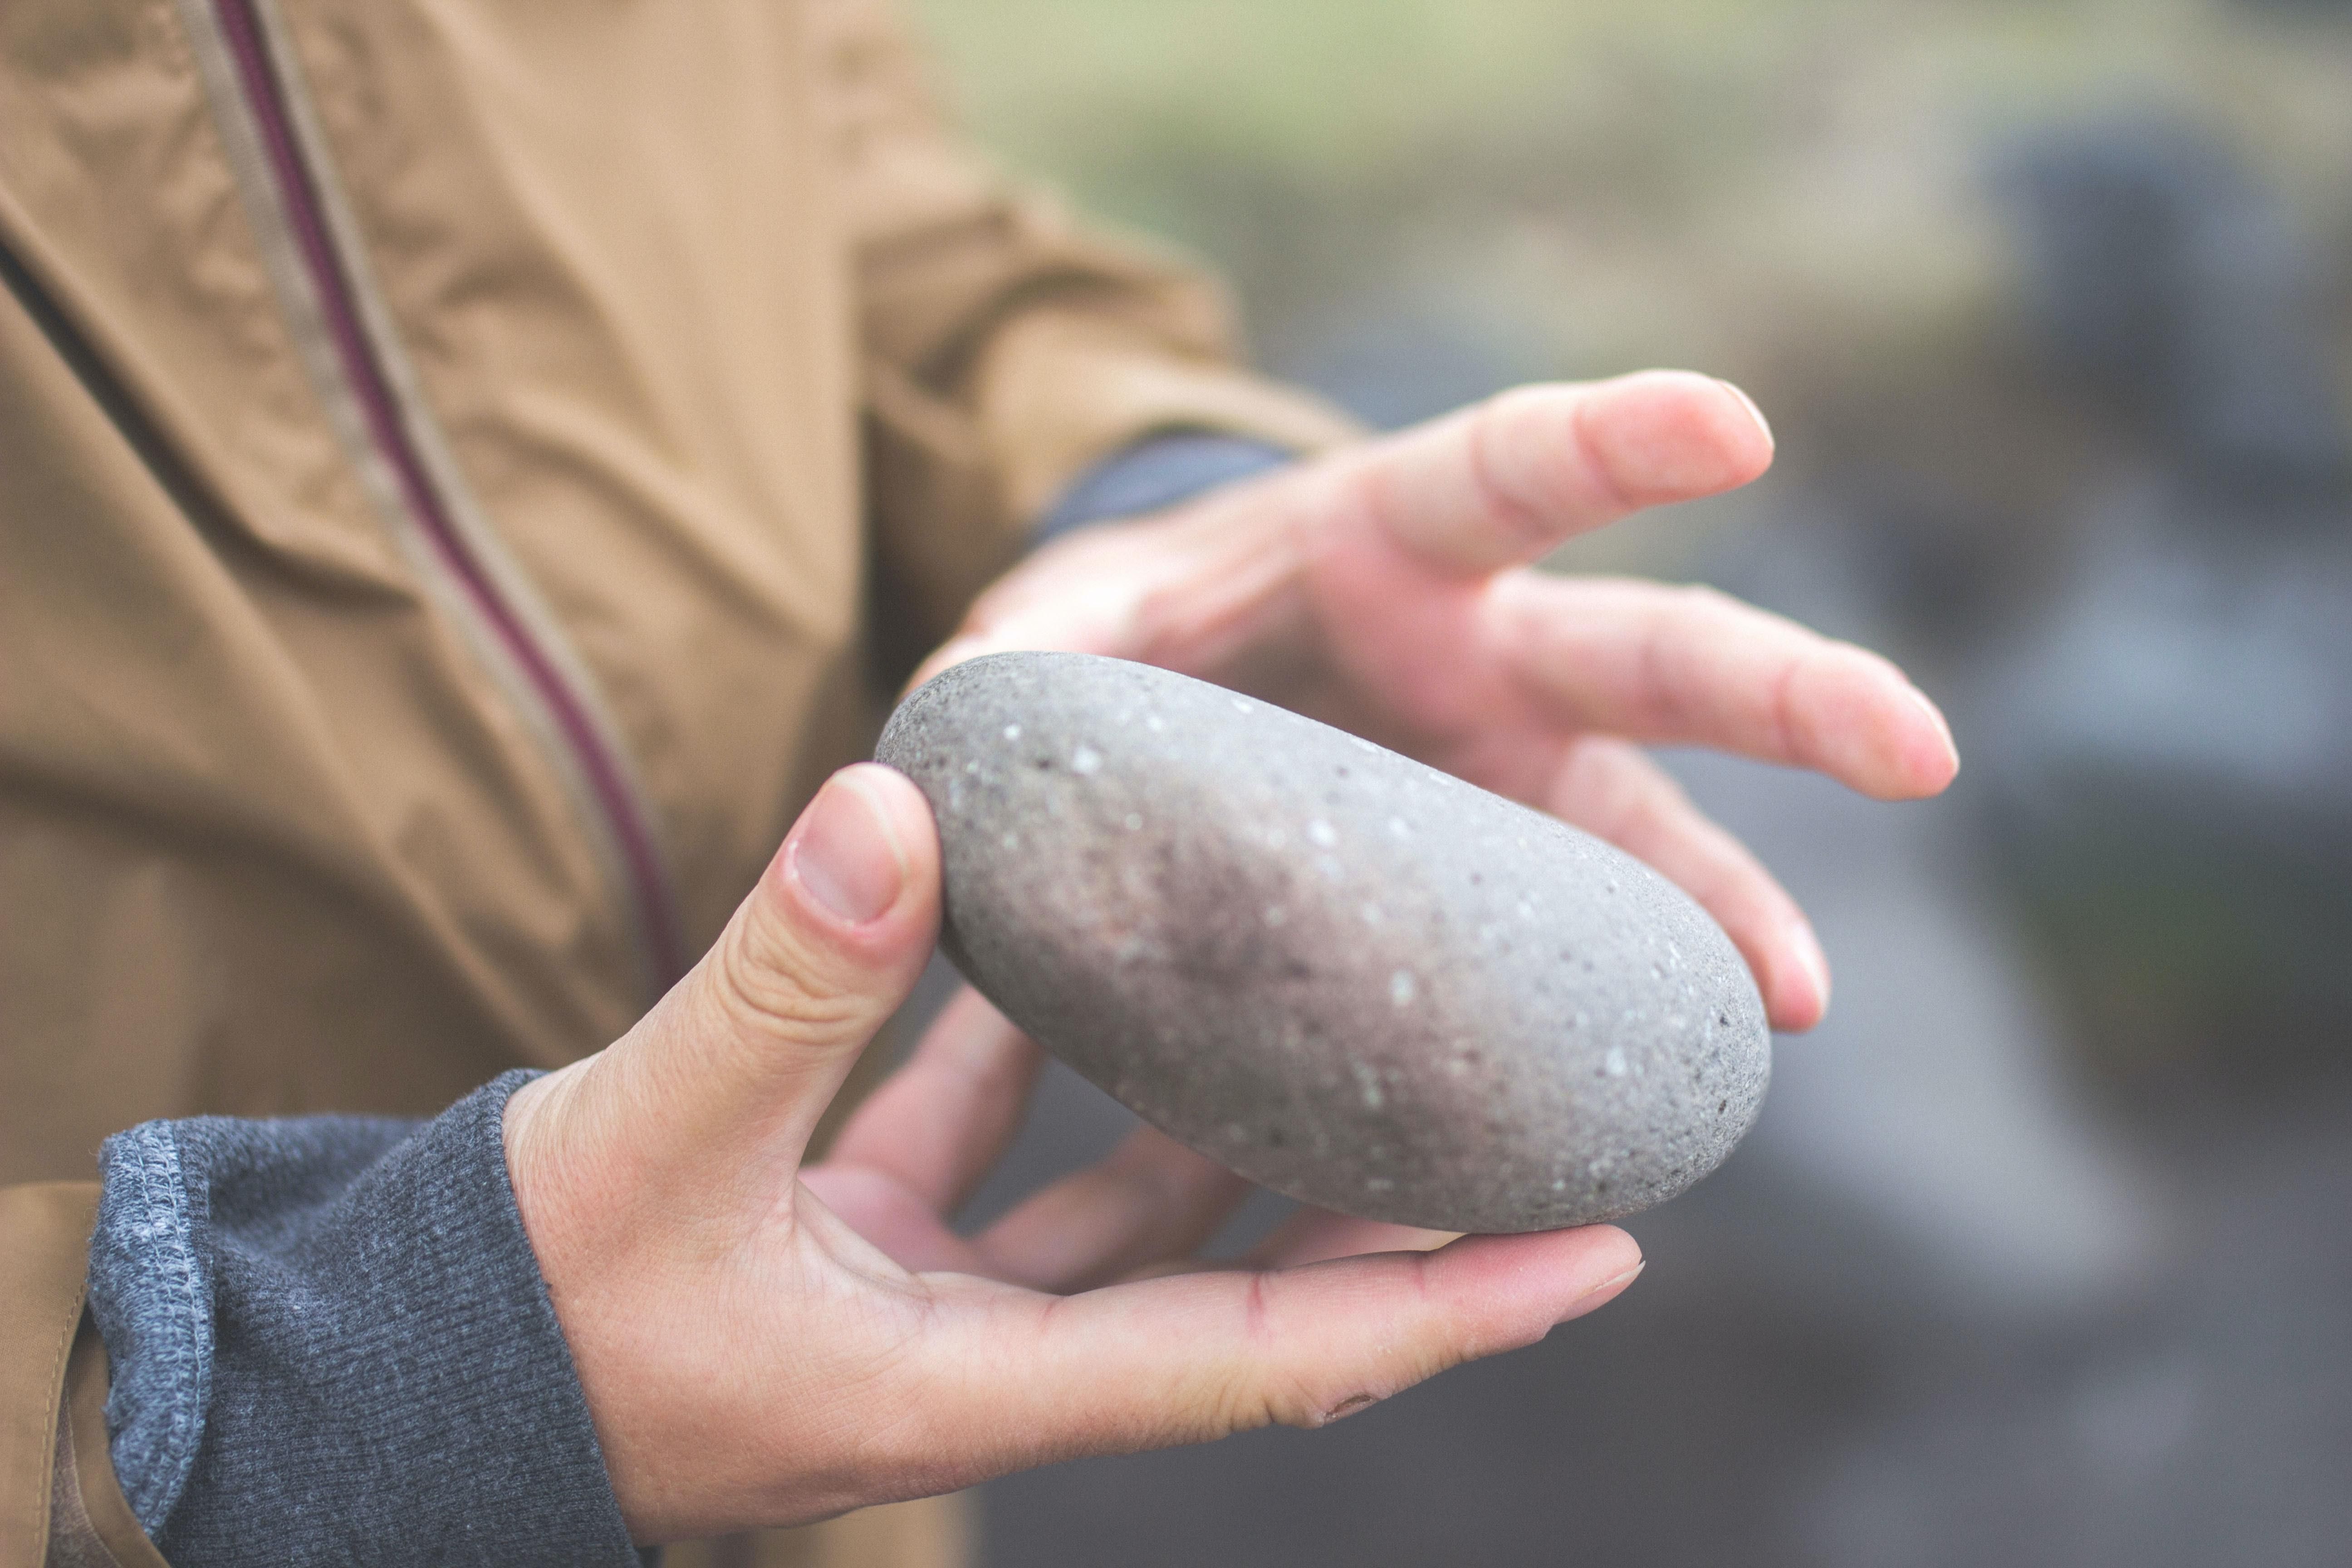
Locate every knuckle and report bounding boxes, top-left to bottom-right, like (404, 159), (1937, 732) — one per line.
(1466, 396), (1566, 537)
(1202, 1365), (1314, 1436)
(708, 917), (871, 1046)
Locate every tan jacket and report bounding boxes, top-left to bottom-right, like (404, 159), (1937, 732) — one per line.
(0, 1), (1351, 1561)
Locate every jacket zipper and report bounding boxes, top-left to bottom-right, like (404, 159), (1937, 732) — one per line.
(208, 0), (689, 992)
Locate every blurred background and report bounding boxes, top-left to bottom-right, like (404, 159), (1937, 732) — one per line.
(903, 1), (2352, 1562)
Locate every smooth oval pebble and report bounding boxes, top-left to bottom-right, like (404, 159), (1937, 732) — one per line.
(876, 652), (1769, 1233)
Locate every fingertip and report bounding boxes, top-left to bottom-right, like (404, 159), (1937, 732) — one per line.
(1529, 1224), (1645, 1325)
(1578, 1223), (1646, 1289)
(1562, 1258), (1646, 1322)
(1438, 1221), (1645, 1325)
(1819, 649), (1959, 802)
(1587, 371), (1777, 507)
(1765, 918), (1832, 1033)
(1715, 378), (1775, 455)
(845, 761), (940, 840)
(1902, 686), (1962, 795)
(1766, 971), (1828, 1034)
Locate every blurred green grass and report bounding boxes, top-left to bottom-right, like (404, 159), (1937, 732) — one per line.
(913, 0), (2352, 579)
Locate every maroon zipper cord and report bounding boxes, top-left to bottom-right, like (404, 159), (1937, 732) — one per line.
(211, 0), (687, 989)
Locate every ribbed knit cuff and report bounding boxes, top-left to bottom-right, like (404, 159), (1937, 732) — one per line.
(88, 1071), (639, 1567)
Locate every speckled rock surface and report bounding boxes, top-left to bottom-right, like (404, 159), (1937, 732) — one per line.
(876, 652), (1769, 1232)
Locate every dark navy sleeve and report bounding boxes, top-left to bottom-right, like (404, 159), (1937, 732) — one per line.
(1033, 431), (1295, 546)
(85, 1070), (641, 1567)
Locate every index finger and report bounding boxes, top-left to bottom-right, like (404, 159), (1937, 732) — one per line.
(1333, 372), (1776, 578)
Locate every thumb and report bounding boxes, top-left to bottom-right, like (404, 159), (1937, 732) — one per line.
(606, 763), (943, 1184)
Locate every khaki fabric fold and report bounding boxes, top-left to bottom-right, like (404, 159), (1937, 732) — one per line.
(0, 1184), (98, 1568)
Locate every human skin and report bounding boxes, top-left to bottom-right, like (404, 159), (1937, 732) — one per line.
(503, 372), (1960, 1543)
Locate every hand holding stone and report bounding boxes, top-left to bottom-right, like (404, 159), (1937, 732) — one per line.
(502, 767), (1642, 1544)
(921, 372), (1962, 1032)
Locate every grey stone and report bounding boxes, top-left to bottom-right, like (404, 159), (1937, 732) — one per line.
(876, 652), (1769, 1233)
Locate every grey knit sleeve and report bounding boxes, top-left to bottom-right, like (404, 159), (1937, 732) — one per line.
(1034, 431), (1294, 545)
(84, 1071), (640, 1567)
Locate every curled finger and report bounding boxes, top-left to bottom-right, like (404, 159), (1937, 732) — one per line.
(823, 987), (1044, 1216)
(1543, 735), (1830, 1031)
(975, 1126), (1254, 1293)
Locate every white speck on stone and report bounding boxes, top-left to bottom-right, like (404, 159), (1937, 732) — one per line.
(1360, 902), (1383, 926)
(1387, 816), (1410, 840)
(1365, 1177), (1395, 1193)
(1146, 714), (1166, 732)
(1124, 813), (1143, 832)
(1350, 735), (1380, 754)
(1389, 969), (1417, 1007)
(964, 760), (979, 774)
(1070, 744), (1102, 775)
(1001, 832), (1019, 850)
(1263, 904), (1288, 927)
(1517, 900), (1538, 921)
(1552, 1177), (1568, 1192)
(1231, 697), (1255, 714)
(1002, 723), (1022, 740)
(1352, 1061), (1385, 1110)
(1588, 1155), (1615, 1177)
(1604, 1045), (1628, 1078)
(1307, 818), (1338, 848)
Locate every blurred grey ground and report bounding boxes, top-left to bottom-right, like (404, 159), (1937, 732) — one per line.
(896, 3), (2352, 1562)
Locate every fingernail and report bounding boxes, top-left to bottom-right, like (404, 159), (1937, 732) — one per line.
(1568, 1260), (1646, 1318)
(789, 771), (906, 926)
(1790, 920), (1833, 1017)
(1908, 686), (1960, 771)
(1717, 380), (1774, 448)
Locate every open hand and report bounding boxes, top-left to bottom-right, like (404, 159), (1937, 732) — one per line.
(921, 372), (1961, 1030)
